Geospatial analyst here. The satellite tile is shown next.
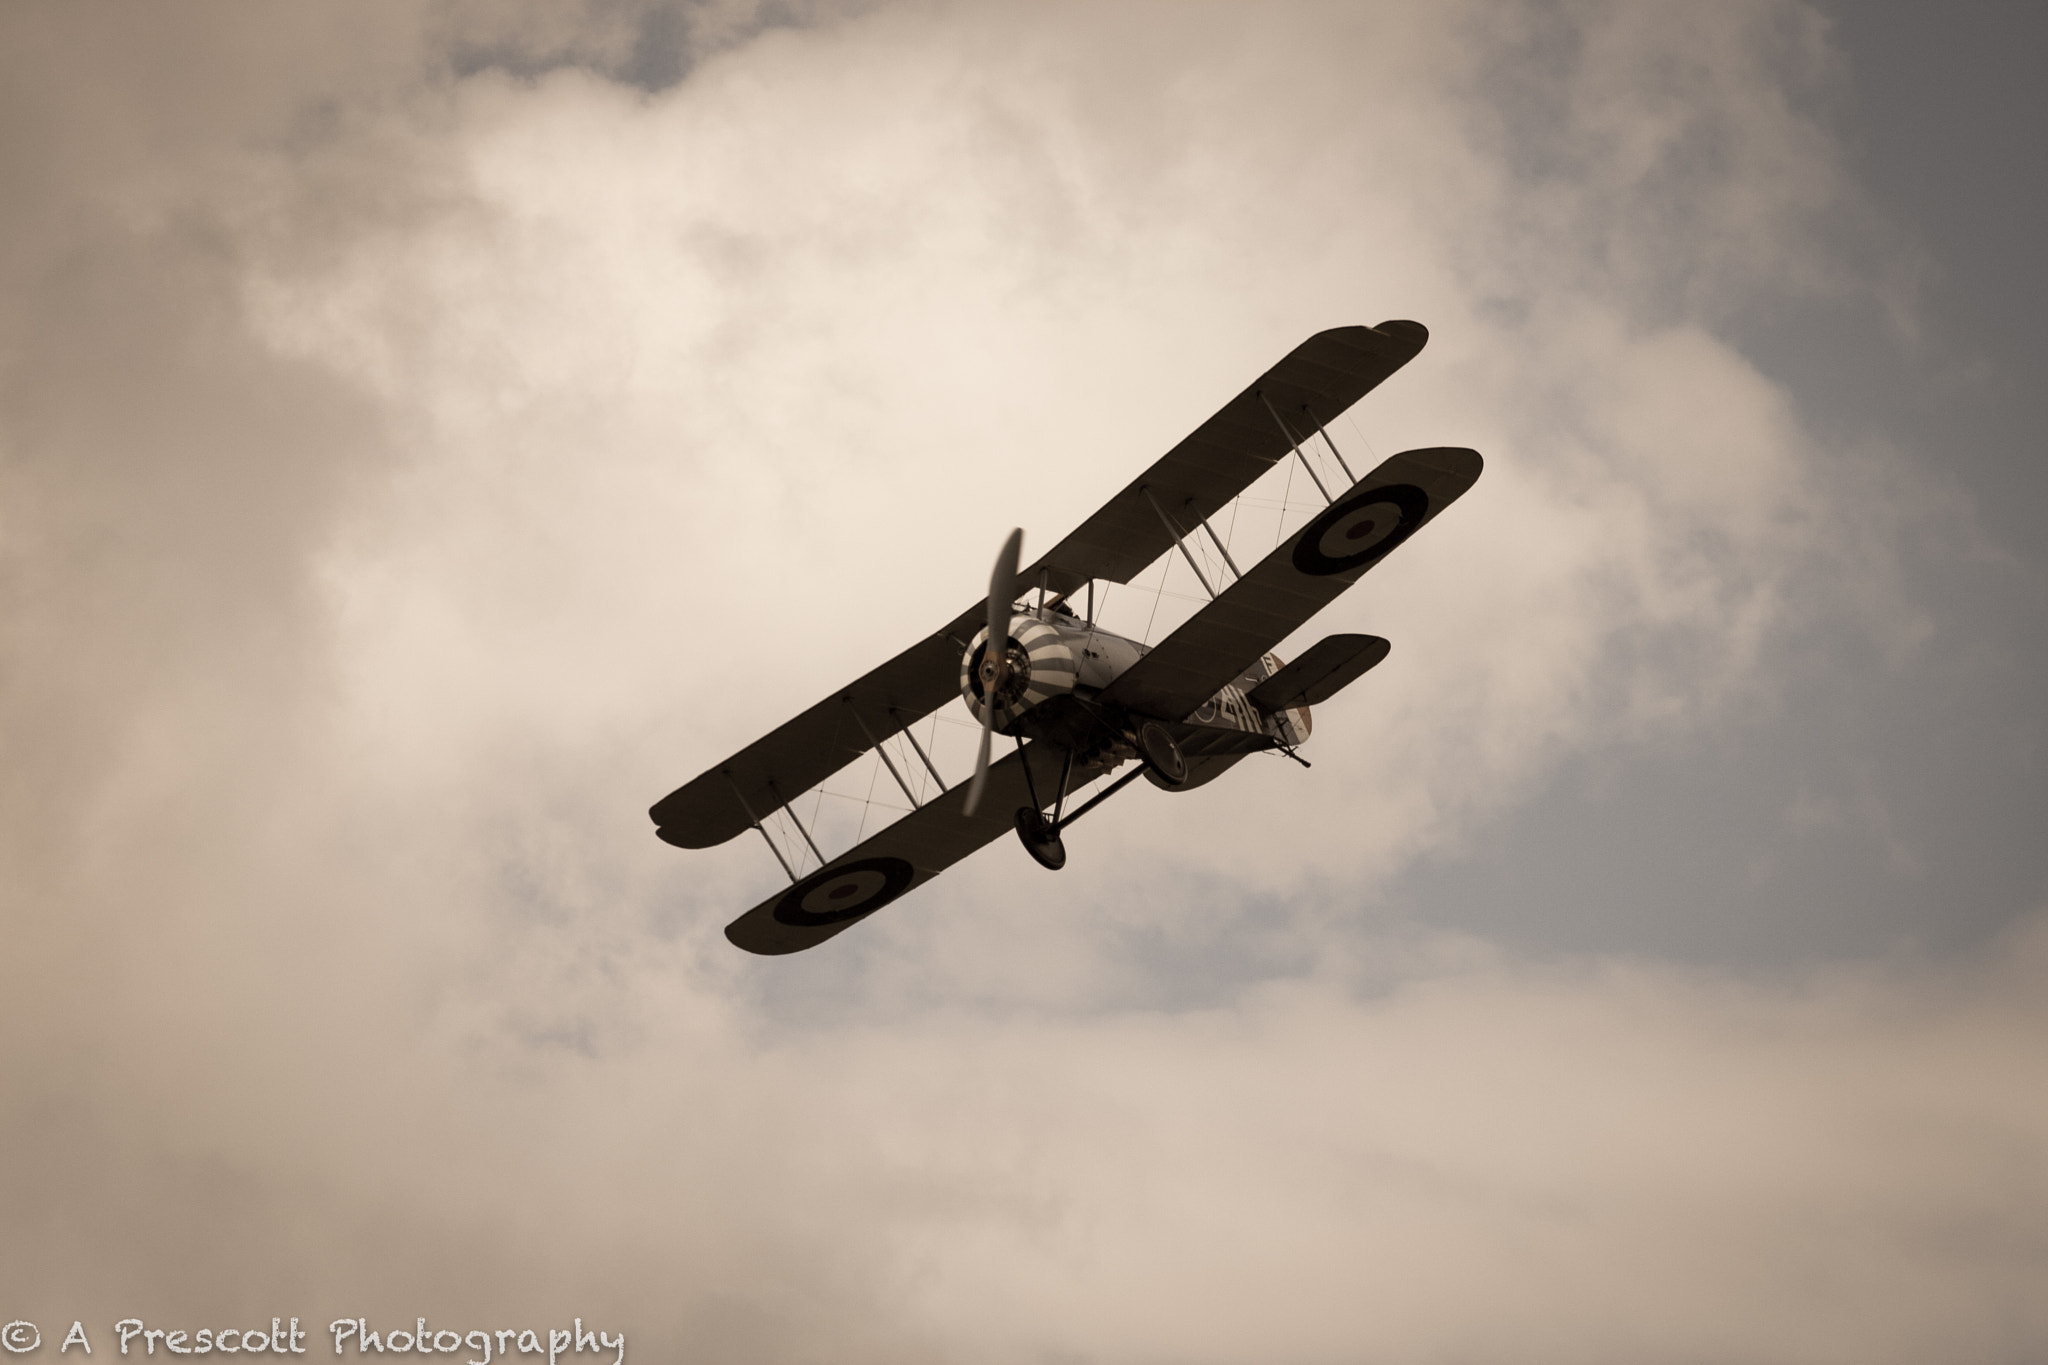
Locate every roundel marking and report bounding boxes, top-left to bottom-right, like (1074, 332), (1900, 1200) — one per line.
(773, 856), (917, 928)
(1291, 483), (1430, 576)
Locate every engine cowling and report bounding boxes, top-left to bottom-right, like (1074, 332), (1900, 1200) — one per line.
(961, 614), (1078, 732)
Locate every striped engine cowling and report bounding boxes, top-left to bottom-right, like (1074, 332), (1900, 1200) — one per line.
(961, 614), (1080, 732)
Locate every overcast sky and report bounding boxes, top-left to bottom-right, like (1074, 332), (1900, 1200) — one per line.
(2, 3), (2044, 1362)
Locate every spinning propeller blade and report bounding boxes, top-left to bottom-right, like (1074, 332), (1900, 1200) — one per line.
(963, 527), (1023, 817)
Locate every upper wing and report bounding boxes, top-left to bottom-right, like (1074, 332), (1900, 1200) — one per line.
(649, 621), (975, 848)
(1101, 447), (1481, 722)
(651, 323), (1428, 848)
(1019, 321), (1429, 589)
(725, 740), (1110, 955)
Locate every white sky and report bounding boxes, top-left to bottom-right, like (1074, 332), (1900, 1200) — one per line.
(1, 3), (2043, 1361)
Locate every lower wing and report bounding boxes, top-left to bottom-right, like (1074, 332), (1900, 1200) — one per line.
(1101, 447), (1480, 722)
(725, 740), (1121, 955)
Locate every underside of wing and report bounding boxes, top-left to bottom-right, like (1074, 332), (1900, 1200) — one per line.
(651, 326), (1428, 850)
(1247, 634), (1391, 713)
(725, 741), (1120, 955)
(1017, 321), (1429, 591)
(648, 628), (967, 849)
(1101, 446), (1481, 723)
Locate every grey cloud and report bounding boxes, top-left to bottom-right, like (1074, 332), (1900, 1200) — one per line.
(2, 3), (2041, 1361)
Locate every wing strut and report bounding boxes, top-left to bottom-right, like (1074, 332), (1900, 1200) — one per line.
(1260, 390), (1333, 505)
(850, 704), (921, 810)
(890, 708), (949, 794)
(1142, 486), (1219, 601)
(1303, 402), (1359, 484)
(1201, 518), (1245, 581)
(724, 770), (798, 883)
(767, 779), (826, 868)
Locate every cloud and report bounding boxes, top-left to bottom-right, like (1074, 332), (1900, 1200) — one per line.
(2, 2), (2034, 1360)
(11, 897), (2046, 1361)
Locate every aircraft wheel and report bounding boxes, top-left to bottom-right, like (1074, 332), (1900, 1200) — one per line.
(1014, 807), (1067, 871)
(1137, 721), (1188, 787)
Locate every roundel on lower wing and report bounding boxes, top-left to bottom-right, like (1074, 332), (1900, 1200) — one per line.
(1291, 483), (1431, 576)
(773, 856), (917, 928)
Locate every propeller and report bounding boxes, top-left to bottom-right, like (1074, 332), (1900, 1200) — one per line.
(963, 527), (1023, 817)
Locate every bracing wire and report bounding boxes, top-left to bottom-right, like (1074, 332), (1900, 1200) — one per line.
(807, 787), (828, 874)
(1140, 548), (1169, 646)
(1276, 452), (1296, 548)
(853, 741), (884, 844)
(1344, 407), (1381, 468)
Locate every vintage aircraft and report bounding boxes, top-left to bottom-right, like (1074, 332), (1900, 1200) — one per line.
(651, 322), (1482, 954)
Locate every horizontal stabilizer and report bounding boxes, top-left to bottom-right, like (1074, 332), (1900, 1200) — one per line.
(1247, 634), (1390, 713)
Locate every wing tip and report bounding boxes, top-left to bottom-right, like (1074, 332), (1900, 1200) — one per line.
(725, 913), (860, 956)
(1370, 318), (1429, 352)
(725, 920), (798, 955)
(1399, 444), (1485, 486)
(1307, 319), (1430, 360)
(649, 780), (754, 849)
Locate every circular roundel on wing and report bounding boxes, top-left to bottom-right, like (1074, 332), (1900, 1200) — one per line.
(1291, 483), (1430, 577)
(773, 856), (916, 928)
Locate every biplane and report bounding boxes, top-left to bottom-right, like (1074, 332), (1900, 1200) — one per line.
(651, 321), (1482, 954)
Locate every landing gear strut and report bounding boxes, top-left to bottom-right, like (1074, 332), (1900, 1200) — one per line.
(1012, 722), (1188, 870)
(1014, 739), (1076, 870)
